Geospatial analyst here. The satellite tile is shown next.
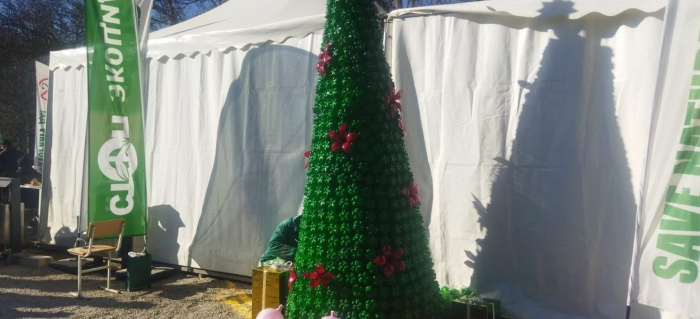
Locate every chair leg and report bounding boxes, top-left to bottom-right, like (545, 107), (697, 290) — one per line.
(70, 255), (83, 298)
(106, 251), (111, 290)
(100, 251), (120, 294)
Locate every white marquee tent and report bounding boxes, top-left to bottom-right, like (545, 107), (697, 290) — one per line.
(43, 0), (327, 272)
(42, 0), (684, 318)
(387, 1), (684, 318)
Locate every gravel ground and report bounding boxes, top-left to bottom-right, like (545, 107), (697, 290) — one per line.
(0, 257), (253, 319)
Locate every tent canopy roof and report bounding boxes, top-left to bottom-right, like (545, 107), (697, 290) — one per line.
(151, 0), (327, 39)
(388, 0), (665, 20)
(50, 0), (665, 70)
(50, 0), (327, 70)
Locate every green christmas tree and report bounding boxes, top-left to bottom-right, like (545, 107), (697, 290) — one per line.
(286, 0), (443, 318)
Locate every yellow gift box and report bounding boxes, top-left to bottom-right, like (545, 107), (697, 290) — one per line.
(251, 266), (289, 318)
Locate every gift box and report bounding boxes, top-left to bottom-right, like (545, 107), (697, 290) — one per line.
(251, 266), (289, 318)
(444, 298), (501, 319)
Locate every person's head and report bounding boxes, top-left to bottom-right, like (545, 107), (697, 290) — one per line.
(17, 156), (32, 169)
(0, 140), (11, 150)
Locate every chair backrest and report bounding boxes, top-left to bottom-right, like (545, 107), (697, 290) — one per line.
(89, 219), (125, 239)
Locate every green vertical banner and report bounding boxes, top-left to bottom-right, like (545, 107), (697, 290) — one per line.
(85, 0), (147, 236)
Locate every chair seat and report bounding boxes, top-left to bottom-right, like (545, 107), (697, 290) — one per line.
(68, 245), (117, 256)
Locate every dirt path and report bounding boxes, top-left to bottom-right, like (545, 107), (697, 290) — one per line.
(0, 260), (253, 319)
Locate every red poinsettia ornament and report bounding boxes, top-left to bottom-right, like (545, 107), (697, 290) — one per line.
(328, 123), (358, 154)
(303, 263), (336, 288)
(382, 83), (403, 118)
(316, 43), (332, 77)
(373, 243), (406, 278)
(401, 178), (421, 209)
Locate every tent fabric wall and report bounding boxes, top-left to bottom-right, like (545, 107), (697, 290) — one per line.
(45, 34), (322, 272)
(389, 2), (666, 319)
(42, 66), (88, 248)
(145, 36), (321, 275)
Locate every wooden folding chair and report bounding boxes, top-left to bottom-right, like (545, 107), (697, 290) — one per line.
(67, 219), (125, 297)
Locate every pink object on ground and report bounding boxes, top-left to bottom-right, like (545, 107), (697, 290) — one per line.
(255, 305), (285, 319)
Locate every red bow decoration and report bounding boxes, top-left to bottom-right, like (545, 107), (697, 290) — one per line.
(373, 243), (406, 278)
(316, 43), (332, 77)
(328, 123), (358, 154)
(288, 265), (297, 292)
(303, 263), (336, 288)
(382, 83), (403, 118)
(401, 178), (421, 209)
(304, 150), (310, 169)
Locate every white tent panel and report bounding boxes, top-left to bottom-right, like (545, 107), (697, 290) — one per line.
(44, 0), (326, 275)
(42, 66), (88, 247)
(145, 36), (320, 275)
(389, 0), (666, 318)
(45, 33), (322, 275)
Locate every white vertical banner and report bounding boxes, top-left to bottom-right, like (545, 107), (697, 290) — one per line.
(34, 61), (49, 173)
(630, 0), (700, 317)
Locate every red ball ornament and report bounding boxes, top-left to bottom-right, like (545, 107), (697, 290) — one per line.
(331, 141), (342, 153)
(373, 255), (386, 266)
(390, 247), (404, 259)
(392, 259), (406, 272)
(346, 132), (359, 143)
(342, 142), (352, 154)
(328, 131), (337, 140)
(384, 265), (395, 278)
(381, 243), (392, 256)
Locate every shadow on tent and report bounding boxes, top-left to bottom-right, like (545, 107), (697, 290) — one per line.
(460, 0), (664, 318)
(187, 44), (316, 274)
(147, 204), (185, 265)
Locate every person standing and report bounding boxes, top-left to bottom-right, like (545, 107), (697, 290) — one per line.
(1, 156), (42, 184)
(0, 140), (23, 174)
